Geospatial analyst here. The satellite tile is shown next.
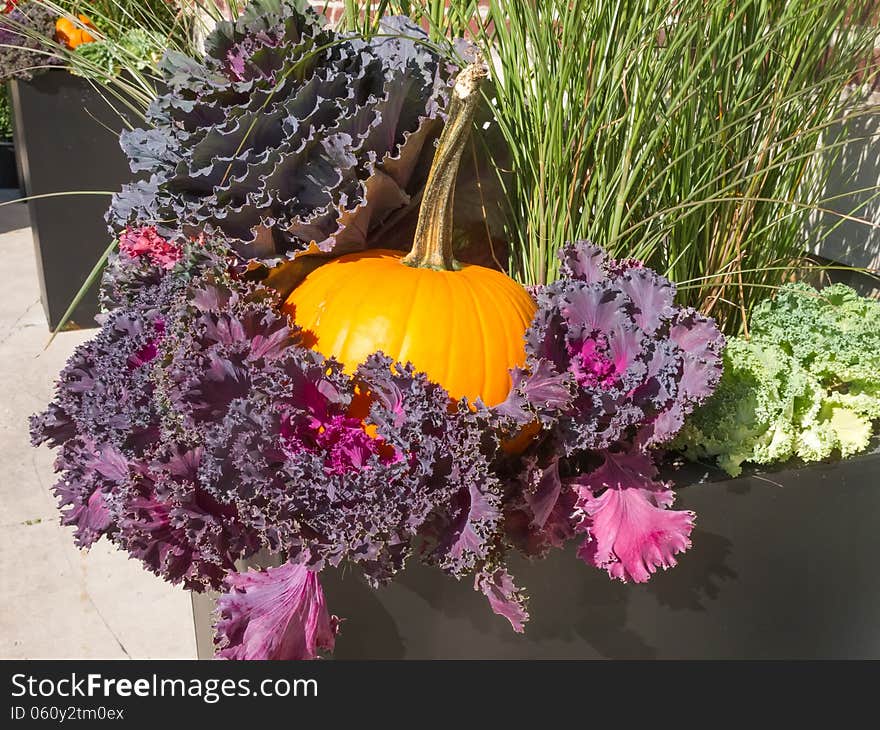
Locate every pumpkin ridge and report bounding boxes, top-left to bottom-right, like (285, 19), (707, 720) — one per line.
(392, 258), (429, 370)
(457, 268), (492, 404)
(317, 261), (355, 358)
(491, 279), (527, 399)
(468, 276), (515, 389)
(434, 271), (454, 397)
(494, 277), (534, 396)
(321, 257), (378, 362)
(332, 264), (374, 364)
(469, 269), (522, 402)
(495, 269), (536, 323)
(500, 282), (535, 374)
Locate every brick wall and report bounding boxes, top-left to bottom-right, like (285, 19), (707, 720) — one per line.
(309, 2), (491, 30)
(313, 2), (346, 26)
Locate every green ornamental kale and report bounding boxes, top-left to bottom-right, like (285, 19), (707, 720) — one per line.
(674, 282), (880, 475)
(751, 282), (880, 385)
(71, 28), (163, 78)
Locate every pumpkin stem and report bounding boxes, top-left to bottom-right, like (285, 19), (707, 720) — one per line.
(403, 54), (487, 271)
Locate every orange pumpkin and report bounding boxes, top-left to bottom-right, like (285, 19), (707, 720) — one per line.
(283, 58), (536, 409)
(55, 15), (97, 50)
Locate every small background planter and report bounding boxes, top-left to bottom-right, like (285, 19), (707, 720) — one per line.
(191, 452), (880, 659)
(9, 70), (138, 330)
(0, 140), (19, 191)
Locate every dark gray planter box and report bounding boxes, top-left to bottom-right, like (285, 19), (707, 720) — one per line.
(9, 71), (136, 330)
(191, 451), (880, 659)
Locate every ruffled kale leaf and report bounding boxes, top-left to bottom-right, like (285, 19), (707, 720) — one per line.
(215, 561), (338, 660)
(474, 565), (529, 634)
(108, 0), (457, 265)
(572, 447), (694, 583)
(750, 282), (880, 384)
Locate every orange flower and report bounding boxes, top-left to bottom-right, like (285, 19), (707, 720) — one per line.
(54, 14), (97, 50)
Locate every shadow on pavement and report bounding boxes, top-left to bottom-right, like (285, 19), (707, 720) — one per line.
(0, 191), (29, 235)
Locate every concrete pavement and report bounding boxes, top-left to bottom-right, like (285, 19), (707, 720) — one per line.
(0, 198), (197, 659)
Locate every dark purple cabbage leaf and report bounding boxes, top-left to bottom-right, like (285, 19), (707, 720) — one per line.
(107, 0), (457, 265)
(0, 2), (59, 81)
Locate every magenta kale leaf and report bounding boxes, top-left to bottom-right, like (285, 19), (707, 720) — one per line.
(573, 447), (695, 582)
(215, 561), (338, 660)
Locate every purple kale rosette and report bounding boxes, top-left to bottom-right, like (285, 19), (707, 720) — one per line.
(0, 2), (60, 81)
(107, 0), (456, 265)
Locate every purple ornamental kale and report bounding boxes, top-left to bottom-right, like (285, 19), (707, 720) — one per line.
(183, 340), (505, 585)
(33, 220), (510, 652)
(31, 236), (265, 589)
(0, 2), (59, 81)
(108, 0), (458, 264)
(148, 265), (506, 585)
(32, 229), (723, 655)
(497, 241), (724, 588)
